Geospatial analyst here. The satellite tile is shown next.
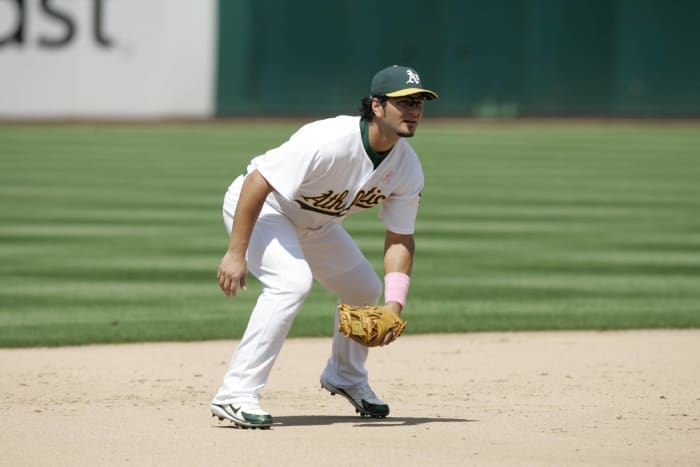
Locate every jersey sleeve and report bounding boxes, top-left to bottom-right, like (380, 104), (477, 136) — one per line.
(248, 129), (318, 201)
(379, 173), (424, 235)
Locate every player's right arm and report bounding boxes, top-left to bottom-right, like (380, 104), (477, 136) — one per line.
(217, 170), (274, 297)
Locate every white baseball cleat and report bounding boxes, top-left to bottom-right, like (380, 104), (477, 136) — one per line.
(320, 377), (390, 418)
(211, 402), (273, 429)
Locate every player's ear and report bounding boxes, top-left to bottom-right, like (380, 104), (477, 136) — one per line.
(371, 97), (385, 118)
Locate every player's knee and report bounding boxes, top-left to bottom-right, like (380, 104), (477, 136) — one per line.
(367, 274), (383, 304)
(351, 273), (382, 306)
(276, 264), (314, 299)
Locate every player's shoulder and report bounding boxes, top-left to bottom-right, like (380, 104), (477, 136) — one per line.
(388, 139), (423, 179)
(292, 115), (359, 144)
(394, 138), (420, 161)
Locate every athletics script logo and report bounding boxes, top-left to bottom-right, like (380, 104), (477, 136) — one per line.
(296, 187), (386, 217)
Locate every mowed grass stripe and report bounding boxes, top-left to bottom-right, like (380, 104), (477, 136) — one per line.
(1, 123), (699, 347)
(408, 124), (699, 331)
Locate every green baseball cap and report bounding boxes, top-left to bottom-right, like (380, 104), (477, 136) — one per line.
(370, 65), (438, 100)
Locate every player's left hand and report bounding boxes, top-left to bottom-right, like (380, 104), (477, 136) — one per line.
(379, 301), (403, 346)
(337, 303), (406, 347)
(380, 330), (396, 346)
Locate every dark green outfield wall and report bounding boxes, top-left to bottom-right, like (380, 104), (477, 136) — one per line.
(216, 0), (700, 117)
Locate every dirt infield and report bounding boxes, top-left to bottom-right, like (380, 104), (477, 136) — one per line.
(2, 330), (699, 466)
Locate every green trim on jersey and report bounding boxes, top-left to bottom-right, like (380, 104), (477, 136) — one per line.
(360, 118), (391, 170)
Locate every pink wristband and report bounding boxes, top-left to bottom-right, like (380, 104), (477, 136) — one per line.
(384, 272), (411, 308)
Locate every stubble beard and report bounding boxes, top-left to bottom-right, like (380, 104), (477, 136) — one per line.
(397, 119), (419, 138)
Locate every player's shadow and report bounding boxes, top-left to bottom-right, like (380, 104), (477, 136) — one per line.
(272, 415), (475, 427)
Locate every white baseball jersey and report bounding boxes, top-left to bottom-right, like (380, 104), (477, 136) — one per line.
(244, 115), (424, 235)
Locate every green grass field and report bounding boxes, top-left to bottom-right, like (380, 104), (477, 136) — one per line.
(1, 121), (699, 347)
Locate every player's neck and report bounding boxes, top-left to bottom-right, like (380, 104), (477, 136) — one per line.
(367, 120), (400, 153)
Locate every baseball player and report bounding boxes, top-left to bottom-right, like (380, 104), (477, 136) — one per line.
(211, 65), (438, 429)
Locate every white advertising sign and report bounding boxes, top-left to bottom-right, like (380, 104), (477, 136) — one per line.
(0, 0), (216, 118)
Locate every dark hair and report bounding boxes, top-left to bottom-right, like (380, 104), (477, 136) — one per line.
(358, 96), (387, 121)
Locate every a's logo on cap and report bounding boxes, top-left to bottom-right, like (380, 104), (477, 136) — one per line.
(406, 69), (420, 85)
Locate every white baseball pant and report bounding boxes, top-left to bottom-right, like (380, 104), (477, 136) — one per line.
(212, 175), (382, 405)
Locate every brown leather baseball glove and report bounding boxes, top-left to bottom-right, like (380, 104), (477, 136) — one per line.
(337, 304), (407, 347)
